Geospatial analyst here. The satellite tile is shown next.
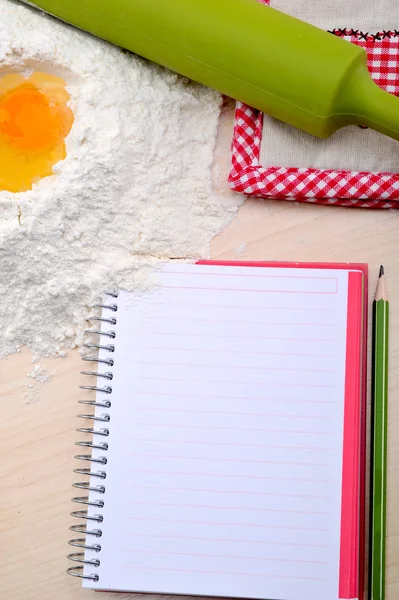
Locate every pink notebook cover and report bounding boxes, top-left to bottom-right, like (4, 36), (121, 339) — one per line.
(198, 260), (368, 600)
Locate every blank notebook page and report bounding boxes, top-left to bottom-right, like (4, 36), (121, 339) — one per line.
(84, 263), (354, 600)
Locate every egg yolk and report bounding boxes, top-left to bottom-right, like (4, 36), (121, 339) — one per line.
(0, 72), (74, 193)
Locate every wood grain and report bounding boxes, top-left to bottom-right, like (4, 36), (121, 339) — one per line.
(2, 100), (399, 599)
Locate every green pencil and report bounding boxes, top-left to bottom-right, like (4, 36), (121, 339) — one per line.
(369, 265), (389, 600)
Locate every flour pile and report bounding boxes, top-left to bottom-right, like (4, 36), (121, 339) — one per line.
(0, 1), (241, 359)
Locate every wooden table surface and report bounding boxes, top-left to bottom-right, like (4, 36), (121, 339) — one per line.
(2, 101), (399, 599)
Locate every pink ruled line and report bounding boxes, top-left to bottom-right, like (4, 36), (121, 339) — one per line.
(125, 516), (329, 531)
(127, 469), (331, 483)
(162, 268), (339, 295)
(126, 500), (330, 515)
(133, 438), (333, 451)
(136, 360), (335, 374)
(147, 315), (336, 327)
(132, 422), (332, 435)
(122, 564), (328, 581)
(128, 484), (331, 499)
(162, 268), (337, 284)
(160, 284), (337, 295)
(136, 376), (334, 389)
(139, 330), (337, 342)
(135, 407), (331, 420)
(123, 548), (327, 565)
(124, 531), (329, 548)
(136, 391), (335, 405)
(141, 345), (335, 358)
(145, 300), (338, 312)
(129, 453), (332, 467)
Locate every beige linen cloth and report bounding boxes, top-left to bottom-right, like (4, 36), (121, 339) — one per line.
(259, 0), (399, 173)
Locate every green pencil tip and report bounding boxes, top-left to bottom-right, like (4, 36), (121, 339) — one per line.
(379, 265), (385, 277)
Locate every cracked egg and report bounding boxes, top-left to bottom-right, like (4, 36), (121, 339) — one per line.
(0, 72), (74, 193)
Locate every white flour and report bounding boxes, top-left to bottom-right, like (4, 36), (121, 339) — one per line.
(0, 1), (241, 360)
(23, 363), (52, 403)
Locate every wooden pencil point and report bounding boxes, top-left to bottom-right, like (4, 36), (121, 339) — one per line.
(375, 269), (387, 302)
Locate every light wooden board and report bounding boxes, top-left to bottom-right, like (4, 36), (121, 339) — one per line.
(2, 100), (399, 599)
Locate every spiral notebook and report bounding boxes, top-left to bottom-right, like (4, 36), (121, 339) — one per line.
(70, 260), (368, 600)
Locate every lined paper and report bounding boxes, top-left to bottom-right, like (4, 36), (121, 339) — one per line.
(84, 264), (352, 600)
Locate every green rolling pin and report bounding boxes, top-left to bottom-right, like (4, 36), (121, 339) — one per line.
(21, 0), (399, 141)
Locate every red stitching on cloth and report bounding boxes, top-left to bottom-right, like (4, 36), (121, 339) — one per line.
(230, 0), (399, 206)
(329, 28), (399, 42)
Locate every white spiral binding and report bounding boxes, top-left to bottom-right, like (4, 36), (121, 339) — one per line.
(67, 292), (118, 582)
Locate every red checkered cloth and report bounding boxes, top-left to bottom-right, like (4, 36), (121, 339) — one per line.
(229, 1), (399, 207)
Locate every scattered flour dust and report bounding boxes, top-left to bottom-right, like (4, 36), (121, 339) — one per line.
(23, 363), (52, 403)
(0, 0), (242, 360)
(235, 242), (247, 256)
